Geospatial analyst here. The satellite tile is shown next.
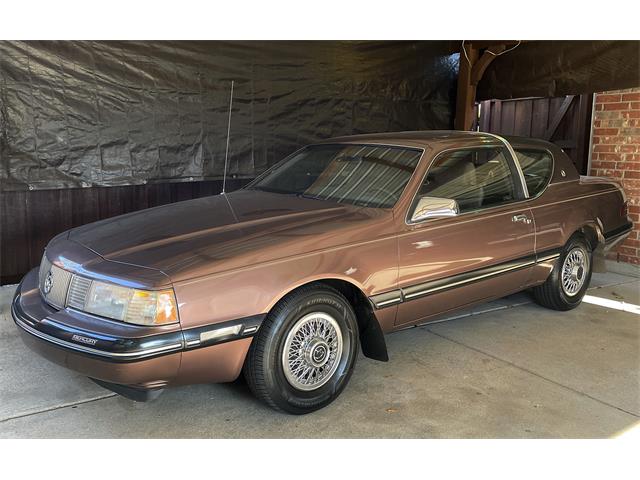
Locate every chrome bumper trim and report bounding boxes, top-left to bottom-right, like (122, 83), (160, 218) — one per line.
(15, 315), (183, 359)
(604, 222), (633, 245)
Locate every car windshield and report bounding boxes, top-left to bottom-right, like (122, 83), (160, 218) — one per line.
(247, 144), (423, 208)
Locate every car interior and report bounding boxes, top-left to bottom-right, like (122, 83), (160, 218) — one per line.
(419, 148), (516, 212)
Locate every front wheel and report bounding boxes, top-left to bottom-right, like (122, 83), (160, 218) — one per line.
(532, 235), (593, 311)
(243, 284), (359, 414)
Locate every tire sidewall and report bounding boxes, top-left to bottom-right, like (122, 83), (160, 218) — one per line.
(261, 288), (359, 413)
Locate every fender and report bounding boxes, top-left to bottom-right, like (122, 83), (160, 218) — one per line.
(579, 220), (606, 273)
(267, 276), (389, 362)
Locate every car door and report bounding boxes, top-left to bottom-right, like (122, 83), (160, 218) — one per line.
(395, 144), (535, 326)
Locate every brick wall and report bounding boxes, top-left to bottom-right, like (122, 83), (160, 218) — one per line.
(590, 87), (640, 265)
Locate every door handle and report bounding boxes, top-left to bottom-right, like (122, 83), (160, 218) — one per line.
(512, 214), (532, 224)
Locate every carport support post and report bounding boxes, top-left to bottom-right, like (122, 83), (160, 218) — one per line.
(455, 42), (508, 131)
(455, 42), (479, 131)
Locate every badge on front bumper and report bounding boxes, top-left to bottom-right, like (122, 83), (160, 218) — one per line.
(71, 334), (98, 346)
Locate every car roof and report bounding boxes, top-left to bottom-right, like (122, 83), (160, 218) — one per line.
(319, 130), (556, 151)
(502, 134), (558, 150)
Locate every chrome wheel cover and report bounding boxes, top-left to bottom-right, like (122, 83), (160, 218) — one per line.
(282, 312), (343, 391)
(561, 247), (589, 297)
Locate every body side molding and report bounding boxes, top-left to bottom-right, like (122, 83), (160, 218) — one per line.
(370, 248), (562, 310)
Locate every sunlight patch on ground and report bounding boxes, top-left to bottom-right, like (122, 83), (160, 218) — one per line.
(613, 420), (640, 439)
(583, 294), (640, 315)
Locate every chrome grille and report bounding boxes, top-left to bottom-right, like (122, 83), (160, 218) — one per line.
(38, 255), (52, 288)
(38, 256), (73, 309)
(67, 275), (93, 309)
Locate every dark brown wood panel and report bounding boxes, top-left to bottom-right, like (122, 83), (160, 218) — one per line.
(531, 98), (550, 138)
(0, 179), (250, 285)
(513, 99), (533, 137)
(475, 94), (593, 174)
(500, 100), (516, 135)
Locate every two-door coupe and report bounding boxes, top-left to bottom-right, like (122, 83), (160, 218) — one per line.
(12, 131), (632, 413)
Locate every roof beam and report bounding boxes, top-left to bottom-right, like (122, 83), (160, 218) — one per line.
(455, 41), (520, 131)
(470, 45), (506, 85)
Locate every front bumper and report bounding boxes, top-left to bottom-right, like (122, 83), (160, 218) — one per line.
(12, 268), (264, 391)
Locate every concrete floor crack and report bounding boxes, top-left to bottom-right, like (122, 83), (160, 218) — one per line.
(0, 393), (117, 423)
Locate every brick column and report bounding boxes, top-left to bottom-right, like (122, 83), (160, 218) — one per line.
(590, 87), (640, 265)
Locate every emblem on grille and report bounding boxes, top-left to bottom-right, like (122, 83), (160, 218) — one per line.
(43, 270), (54, 294)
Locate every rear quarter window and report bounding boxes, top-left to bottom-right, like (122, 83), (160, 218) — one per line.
(514, 149), (553, 197)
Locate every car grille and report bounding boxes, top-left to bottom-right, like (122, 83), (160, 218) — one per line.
(38, 255), (73, 309)
(66, 275), (93, 309)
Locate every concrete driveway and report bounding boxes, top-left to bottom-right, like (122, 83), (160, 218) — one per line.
(1, 271), (638, 438)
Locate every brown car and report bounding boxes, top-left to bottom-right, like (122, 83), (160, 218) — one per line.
(12, 131), (632, 414)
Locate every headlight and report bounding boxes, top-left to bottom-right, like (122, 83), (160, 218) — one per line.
(84, 280), (178, 326)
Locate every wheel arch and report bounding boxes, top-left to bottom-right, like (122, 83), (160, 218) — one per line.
(577, 220), (604, 250)
(268, 277), (389, 362)
(577, 220), (606, 272)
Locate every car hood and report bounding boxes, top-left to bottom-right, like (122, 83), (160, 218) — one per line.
(68, 189), (379, 283)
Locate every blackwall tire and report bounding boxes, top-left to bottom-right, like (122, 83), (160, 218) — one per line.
(243, 283), (359, 414)
(532, 235), (593, 311)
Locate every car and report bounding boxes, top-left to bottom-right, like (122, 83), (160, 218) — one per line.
(12, 131), (632, 414)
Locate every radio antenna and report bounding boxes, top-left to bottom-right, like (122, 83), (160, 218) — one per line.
(222, 79), (234, 194)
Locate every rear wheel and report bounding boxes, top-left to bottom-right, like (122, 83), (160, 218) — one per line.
(243, 284), (359, 414)
(532, 235), (592, 311)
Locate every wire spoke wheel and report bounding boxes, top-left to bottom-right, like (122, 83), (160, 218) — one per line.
(282, 312), (343, 391)
(561, 247), (589, 297)
(244, 284), (358, 413)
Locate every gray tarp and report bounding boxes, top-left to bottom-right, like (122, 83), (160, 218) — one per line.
(0, 41), (459, 191)
(478, 40), (640, 100)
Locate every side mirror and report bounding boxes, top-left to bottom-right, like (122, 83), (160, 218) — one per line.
(410, 196), (459, 223)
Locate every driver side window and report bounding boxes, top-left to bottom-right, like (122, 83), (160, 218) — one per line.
(418, 147), (518, 213)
